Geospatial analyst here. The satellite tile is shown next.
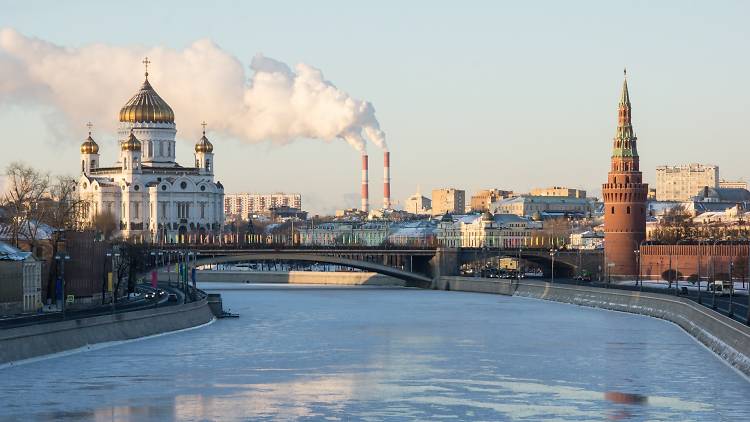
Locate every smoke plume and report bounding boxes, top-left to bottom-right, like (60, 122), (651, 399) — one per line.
(0, 29), (386, 152)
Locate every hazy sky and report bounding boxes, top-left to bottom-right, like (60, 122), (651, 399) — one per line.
(1, 1), (748, 214)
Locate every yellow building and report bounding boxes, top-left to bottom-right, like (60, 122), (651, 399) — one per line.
(530, 186), (586, 198)
(431, 188), (465, 216)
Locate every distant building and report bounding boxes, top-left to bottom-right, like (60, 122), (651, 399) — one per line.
(224, 193), (302, 220)
(436, 213), (543, 248)
(529, 186), (586, 199)
(655, 163), (718, 201)
(404, 189), (432, 215)
(269, 206), (307, 221)
(0, 241), (42, 315)
(647, 188), (657, 200)
(719, 179), (747, 190)
(491, 195), (591, 218)
(470, 189), (514, 212)
(431, 188), (465, 216)
(569, 231), (604, 250)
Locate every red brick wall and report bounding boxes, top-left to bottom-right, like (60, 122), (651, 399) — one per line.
(641, 244), (750, 281)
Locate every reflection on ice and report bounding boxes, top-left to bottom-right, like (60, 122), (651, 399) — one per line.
(0, 288), (748, 421)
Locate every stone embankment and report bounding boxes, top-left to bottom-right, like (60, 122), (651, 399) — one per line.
(0, 299), (215, 365)
(437, 276), (750, 377)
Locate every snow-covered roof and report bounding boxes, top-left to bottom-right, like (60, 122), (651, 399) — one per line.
(0, 241), (33, 261)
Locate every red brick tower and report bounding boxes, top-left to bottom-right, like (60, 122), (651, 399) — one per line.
(603, 70), (648, 277)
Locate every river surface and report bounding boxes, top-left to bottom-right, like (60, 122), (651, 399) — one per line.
(1, 283), (749, 421)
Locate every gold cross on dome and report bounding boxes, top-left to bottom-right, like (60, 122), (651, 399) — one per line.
(201, 121), (207, 134)
(143, 57), (151, 77)
(86, 121), (93, 134)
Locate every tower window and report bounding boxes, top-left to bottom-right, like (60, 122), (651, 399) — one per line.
(627, 206), (631, 214)
(81, 160), (85, 172)
(611, 206), (615, 214)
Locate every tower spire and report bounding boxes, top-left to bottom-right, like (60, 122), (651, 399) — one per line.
(619, 69), (630, 106)
(613, 70), (636, 159)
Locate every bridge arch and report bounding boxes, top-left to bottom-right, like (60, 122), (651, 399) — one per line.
(177, 252), (433, 287)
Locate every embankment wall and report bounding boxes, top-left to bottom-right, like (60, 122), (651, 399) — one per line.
(437, 277), (750, 377)
(0, 299), (214, 365)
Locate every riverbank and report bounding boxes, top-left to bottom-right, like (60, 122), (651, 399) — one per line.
(437, 276), (750, 377)
(0, 298), (215, 365)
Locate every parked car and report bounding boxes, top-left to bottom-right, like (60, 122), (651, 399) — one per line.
(167, 293), (178, 302)
(708, 281), (733, 296)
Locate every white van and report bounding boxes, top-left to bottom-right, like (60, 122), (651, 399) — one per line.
(708, 281), (734, 296)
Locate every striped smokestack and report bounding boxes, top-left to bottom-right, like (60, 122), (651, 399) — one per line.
(383, 151), (391, 209)
(361, 153), (369, 212)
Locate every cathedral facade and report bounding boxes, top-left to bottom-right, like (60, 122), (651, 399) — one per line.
(77, 62), (224, 243)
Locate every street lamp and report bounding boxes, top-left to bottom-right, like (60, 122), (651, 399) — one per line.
(54, 253), (70, 319)
(633, 249), (641, 288)
(549, 248), (557, 284)
(517, 245), (522, 286)
(111, 252), (120, 314)
(729, 260), (734, 317)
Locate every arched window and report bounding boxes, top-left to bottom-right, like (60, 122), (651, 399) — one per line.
(206, 159), (211, 172)
(148, 140), (153, 157)
(159, 141), (164, 156)
(611, 206), (615, 214)
(124, 157), (128, 170)
(625, 176), (630, 184)
(81, 160), (85, 172)
(627, 206), (631, 214)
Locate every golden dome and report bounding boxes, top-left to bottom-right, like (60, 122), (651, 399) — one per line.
(119, 77), (174, 124)
(80, 133), (99, 154)
(121, 131), (142, 151)
(195, 132), (213, 153)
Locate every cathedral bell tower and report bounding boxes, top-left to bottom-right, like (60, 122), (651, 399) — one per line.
(602, 70), (648, 278)
(120, 130), (142, 174)
(194, 121), (214, 175)
(80, 122), (99, 175)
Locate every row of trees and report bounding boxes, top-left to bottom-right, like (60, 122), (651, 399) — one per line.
(650, 205), (750, 243)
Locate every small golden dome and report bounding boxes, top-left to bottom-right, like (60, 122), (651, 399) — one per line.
(119, 78), (174, 124)
(121, 131), (142, 151)
(195, 134), (213, 153)
(80, 134), (99, 154)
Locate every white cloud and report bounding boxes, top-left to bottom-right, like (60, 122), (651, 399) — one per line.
(0, 29), (386, 152)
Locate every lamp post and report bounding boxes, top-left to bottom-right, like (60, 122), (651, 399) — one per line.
(711, 240), (719, 310)
(729, 260), (734, 317)
(517, 245), (522, 286)
(103, 252), (111, 305)
(111, 252), (120, 314)
(55, 253), (70, 319)
(549, 248), (557, 284)
(634, 249), (641, 288)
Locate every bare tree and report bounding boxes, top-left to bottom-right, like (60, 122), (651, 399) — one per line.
(1, 162), (50, 253)
(93, 211), (118, 240)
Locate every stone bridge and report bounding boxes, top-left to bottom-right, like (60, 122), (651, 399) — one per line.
(147, 246), (603, 285)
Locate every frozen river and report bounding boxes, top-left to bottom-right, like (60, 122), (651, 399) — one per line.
(1, 283), (749, 421)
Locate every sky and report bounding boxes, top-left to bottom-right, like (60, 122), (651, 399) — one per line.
(0, 1), (748, 214)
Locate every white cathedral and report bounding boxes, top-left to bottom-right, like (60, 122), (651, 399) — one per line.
(77, 61), (224, 244)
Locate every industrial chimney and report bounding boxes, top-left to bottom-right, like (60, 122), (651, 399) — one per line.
(361, 153), (369, 212)
(383, 151), (391, 209)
